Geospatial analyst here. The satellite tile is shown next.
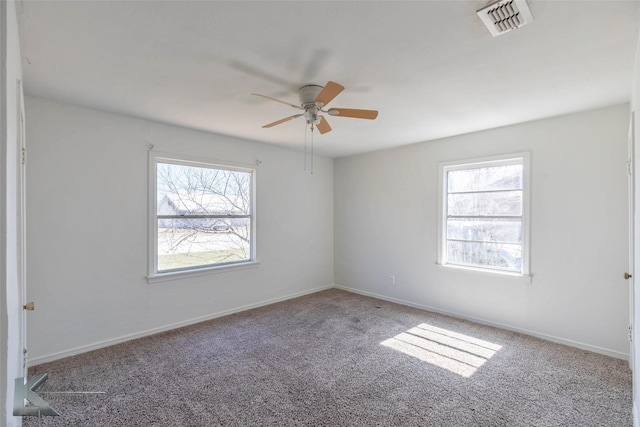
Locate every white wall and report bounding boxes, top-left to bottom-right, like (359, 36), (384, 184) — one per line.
(335, 104), (630, 358)
(25, 96), (334, 363)
(1, 1), (24, 426)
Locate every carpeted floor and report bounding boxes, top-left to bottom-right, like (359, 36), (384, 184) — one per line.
(24, 289), (632, 426)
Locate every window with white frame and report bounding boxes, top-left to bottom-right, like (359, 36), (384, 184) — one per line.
(439, 154), (530, 275)
(149, 153), (255, 277)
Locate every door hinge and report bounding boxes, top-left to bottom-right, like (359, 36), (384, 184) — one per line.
(21, 147), (26, 165)
(629, 324), (633, 342)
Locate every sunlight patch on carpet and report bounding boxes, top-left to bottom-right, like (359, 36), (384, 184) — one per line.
(381, 323), (502, 377)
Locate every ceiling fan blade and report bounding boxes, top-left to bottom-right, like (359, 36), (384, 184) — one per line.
(316, 116), (332, 134)
(262, 114), (303, 128)
(327, 108), (379, 120)
(251, 93), (303, 110)
(314, 81), (344, 107)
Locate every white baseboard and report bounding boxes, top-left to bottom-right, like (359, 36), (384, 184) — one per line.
(30, 283), (629, 366)
(334, 284), (630, 361)
(29, 284), (335, 366)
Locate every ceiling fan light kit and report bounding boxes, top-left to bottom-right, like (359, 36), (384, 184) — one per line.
(477, 0), (534, 37)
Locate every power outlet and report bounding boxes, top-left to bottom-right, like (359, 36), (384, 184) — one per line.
(389, 275), (395, 285)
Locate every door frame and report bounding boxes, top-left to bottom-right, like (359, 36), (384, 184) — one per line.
(629, 110), (636, 370)
(16, 78), (26, 376)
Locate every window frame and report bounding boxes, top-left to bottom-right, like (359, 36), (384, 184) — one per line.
(148, 151), (257, 283)
(437, 152), (531, 278)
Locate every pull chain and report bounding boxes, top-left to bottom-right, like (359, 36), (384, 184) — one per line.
(309, 123), (314, 175)
(303, 123), (315, 174)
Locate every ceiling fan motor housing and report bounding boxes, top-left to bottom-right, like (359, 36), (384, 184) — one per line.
(299, 84), (323, 124)
(299, 84), (323, 107)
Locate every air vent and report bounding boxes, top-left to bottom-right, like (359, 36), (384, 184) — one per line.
(477, 0), (534, 37)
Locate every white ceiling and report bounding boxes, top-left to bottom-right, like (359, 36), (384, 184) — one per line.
(17, 1), (640, 157)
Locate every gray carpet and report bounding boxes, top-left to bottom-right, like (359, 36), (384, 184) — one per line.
(24, 289), (631, 426)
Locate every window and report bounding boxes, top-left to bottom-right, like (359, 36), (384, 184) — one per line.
(438, 153), (530, 276)
(149, 153), (255, 279)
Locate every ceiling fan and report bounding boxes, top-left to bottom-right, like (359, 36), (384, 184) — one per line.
(251, 81), (378, 134)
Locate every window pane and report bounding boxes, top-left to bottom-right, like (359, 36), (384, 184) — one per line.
(448, 190), (522, 216)
(158, 218), (250, 272)
(447, 218), (521, 243)
(441, 157), (527, 275)
(157, 163), (251, 216)
(447, 241), (522, 272)
(448, 165), (522, 193)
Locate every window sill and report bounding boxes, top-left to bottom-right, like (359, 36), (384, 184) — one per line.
(436, 263), (532, 283)
(147, 260), (260, 284)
